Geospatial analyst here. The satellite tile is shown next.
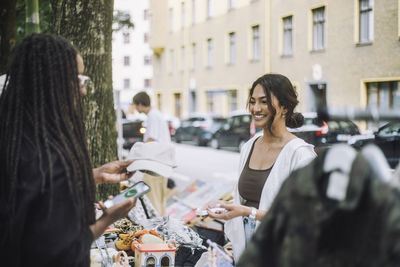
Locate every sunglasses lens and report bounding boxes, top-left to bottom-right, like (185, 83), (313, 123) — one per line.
(78, 75), (89, 88)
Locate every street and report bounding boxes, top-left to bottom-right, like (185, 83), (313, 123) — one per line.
(171, 143), (240, 191)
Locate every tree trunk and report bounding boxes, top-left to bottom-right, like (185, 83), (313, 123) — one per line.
(0, 0), (17, 75)
(24, 0), (40, 35)
(49, 0), (119, 201)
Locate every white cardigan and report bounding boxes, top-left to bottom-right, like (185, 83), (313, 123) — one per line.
(225, 133), (317, 262)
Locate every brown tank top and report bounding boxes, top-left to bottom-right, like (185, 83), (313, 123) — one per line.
(238, 137), (272, 208)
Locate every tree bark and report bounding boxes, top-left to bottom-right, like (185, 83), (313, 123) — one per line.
(0, 0), (17, 75)
(49, 0), (119, 201)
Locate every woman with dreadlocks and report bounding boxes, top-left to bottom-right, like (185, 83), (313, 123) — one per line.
(0, 33), (136, 266)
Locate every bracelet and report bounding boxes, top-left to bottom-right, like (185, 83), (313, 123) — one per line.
(249, 207), (257, 220)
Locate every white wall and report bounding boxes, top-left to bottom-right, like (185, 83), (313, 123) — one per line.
(113, 0), (153, 107)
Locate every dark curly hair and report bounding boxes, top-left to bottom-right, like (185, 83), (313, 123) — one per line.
(248, 73), (304, 135)
(0, 34), (95, 241)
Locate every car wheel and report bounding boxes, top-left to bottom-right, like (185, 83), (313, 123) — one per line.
(211, 138), (220, 149)
(239, 140), (246, 152)
(175, 135), (181, 143)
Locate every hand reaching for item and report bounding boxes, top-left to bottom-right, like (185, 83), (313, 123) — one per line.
(207, 202), (250, 220)
(90, 198), (137, 240)
(93, 160), (134, 184)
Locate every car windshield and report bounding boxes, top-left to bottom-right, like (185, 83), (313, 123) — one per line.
(304, 117), (324, 127)
(378, 122), (400, 135)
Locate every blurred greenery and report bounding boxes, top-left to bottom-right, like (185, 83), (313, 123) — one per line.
(113, 10), (134, 32)
(16, 0), (51, 43)
(14, 2), (134, 44)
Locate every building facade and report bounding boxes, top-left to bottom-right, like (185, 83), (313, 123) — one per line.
(149, 0), (400, 123)
(149, 0), (270, 118)
(113, 0), (153, 109)
(270, 0), (400, 115)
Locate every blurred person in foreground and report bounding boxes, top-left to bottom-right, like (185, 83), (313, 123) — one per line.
(206, 73), (317, 262)
(0, 33), (136, 266)
(132, 91), (177, 215)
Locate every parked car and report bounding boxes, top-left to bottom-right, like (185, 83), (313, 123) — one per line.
(122, 118), (146, 149)
(211, 110), (260, 151)
(349, 122), (400, 168)
(175, 114), (226, 146)
(288, 112), (361, 152)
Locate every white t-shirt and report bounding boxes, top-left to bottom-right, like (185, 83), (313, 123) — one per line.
(144, 109), (171, 143)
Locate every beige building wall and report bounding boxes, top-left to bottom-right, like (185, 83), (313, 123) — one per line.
(150, 0), (400, 124)
(270, 0), (400, 115)
(149, 0), (270, 118)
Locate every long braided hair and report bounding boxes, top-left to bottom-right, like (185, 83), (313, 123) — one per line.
(0, 34), (95, 237)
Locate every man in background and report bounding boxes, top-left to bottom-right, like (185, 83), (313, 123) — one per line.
(132, 91), (176, 215)
(133, 91), (171, 143)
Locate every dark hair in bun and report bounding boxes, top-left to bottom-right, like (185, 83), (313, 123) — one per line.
(286, 112), (304, 128)
(248, 73), (303, 135)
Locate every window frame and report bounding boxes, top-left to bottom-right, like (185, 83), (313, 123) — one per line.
(282, 16), (293, 56)
(312, 6), (326, 51)
(229, 32), (236, 64)
(191, 43), (197, 71)
(207, 38), (213, 68)
(252, 25), (260, 61)
(123, 32), (130, 44)
(359, 0), (374, 44)
(123, 56), (130, 66)
(123, 78), (130, 89)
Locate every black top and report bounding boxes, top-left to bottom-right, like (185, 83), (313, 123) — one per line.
(238, 137), (272, 208)
(0, 136), (93, 266)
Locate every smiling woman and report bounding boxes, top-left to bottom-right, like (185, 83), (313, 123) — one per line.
(206, 73), (317, 262)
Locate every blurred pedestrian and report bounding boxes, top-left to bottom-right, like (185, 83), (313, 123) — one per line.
(0, 33), (136, 266)
(132, 91), (177, 215)
(133, 91), (171, 143)
(206, 73), (317, 262)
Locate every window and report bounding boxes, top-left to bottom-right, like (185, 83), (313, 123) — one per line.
(367, 81), (400, 110)
(144, 9), (148, 20)
(144, 55), (152, 65)
(359, 0), (374, 43)
(312, 7), (325, 51)
(123, 32), (130, 44)
(252, 25), (260, 61)
(181, 2), (185, 29)
(144, 79), (151, 88)
(144, 33), (148, 43)
(283, 16), (293, 55)
(169, 8), (173, 32)
(192, 0), (196, 25)
(123, 79), (130, 89)
(229, 90), (237, 111)
(206, 92), (215, 113)
(229, 32), (236, 64)
(174, 93), (182, 118)
(228, 0), (235, 10)
(207, 0), (213, 19)
(207, 38), (213, 68)
(169, 49), (174, 73)
(191, 43), (196, 70)
(123, 56), (130, 66)
(181, 46), (185, 71)
(157, 93), (162, 110)
(158, 54), (163, 74)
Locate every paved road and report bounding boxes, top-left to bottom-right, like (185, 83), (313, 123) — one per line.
(171, 143), (240, 190)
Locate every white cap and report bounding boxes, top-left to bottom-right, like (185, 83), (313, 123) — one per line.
(126, 142), (177, 177)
